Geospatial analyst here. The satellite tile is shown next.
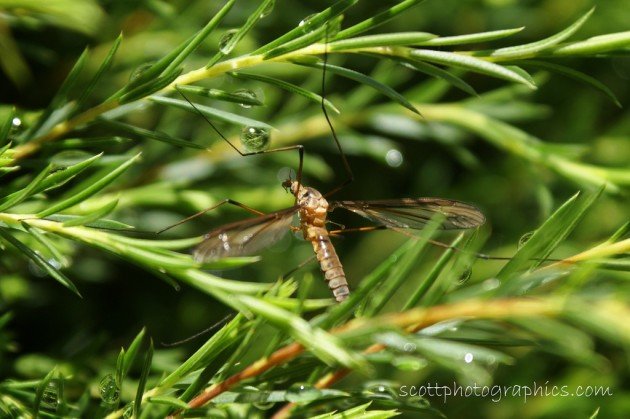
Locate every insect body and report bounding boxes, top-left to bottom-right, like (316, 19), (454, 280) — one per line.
(192, 180), (485, 302)
(284, 179), (349, 302)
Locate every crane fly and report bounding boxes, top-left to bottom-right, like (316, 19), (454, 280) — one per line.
(172, 24), (487, 302)
(193, 180), (485, 302)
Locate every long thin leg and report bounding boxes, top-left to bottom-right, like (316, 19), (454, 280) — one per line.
(328, 225), (560, 262)
(175, 85), (305, 205)
(319, 26), (353, 199)
(281, 254), (318, 280)
(157, 199), (266, 234)
(329, 225), (387, 236)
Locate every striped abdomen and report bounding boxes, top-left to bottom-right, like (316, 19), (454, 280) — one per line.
(307, 226), (349, 302)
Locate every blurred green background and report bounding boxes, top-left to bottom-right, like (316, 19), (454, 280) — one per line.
(1, 0), (629, 417)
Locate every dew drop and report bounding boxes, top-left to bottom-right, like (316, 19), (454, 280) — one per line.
(362, 382), (398, 400)
(9, 115), (24, 136)
(28, 252), (47, 277)
(518, 231), (535, 249)
(482, 278), (501, 290)
(41, 381), (59, 410)
(99, 374), (120, 404)
(219, 29), (238, 55)
(240, 126), (270, 152)
(286, 383), (322, 403)
(242, 384), (274, 410)
(385, 149), (403, 167)
(464, 352), (474, 364)
(259, 0), (275, 18)
(298, 14), (317, 34)
(48, 258), (63, 270)
(232, 89), (258, 108)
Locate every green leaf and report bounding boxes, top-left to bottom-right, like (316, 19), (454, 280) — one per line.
(365, 225), (439, 315)
(48, 47), (91, 110)
(0, 107), (15, 144)
(158, 315), (244, 388)
(505, 65), (537, 87)
(36, 153), (140, 218)
(334, 0), (425, 41)
(253, 0), (359, 55)
(0, 227), (81, 297)
(294, 59), (419, 114)
(21, 222), (65, 265)
(316, 239), (421, 329)
(50, 136), (132, 150)
(207, 0), (275, 66)
(100, 118), (206, 149)
(523, 60), (621, 107)
(264, 16), (342, 60)
(147, 396), (189, 409)
(229, 71), (339, 113)
(2, 153), (103, 205)
(546, 31), (630, 56)
(36, 153), (103, 192)
(167, 0), (238, 72)
(122, 246), (199, 270)
(329, 32), (436, 50)
(116, 0), (236, 95)
(238, 295), (366, 371)
(45, 215), (134, 230)
(61, 199), (118, 227)
(418, 27), (524, 46)
(490, 7), (595, 58)
(115, 348), (125, 388)
(0, 166), (19, 177)
(176, 85), (264, 107)
(77, 33), (123, 110)
(0, 164), (52, 211)
(403, 234), (464, 309)
(150, 96), (273, 129)
(496, 188), (603, 284)
(1, 1), (105, 36)
(402, 59), (477, 96)
(111, 235), (202, 250)
(264, 15), (343, 60)
(0, 312), (12, 329)
(27, 47), (90, 139)
(409, 49), (537, 89)
(119, 68), (183, 104)
(134, 338), (153, 417)
(200, 256), (261, 270)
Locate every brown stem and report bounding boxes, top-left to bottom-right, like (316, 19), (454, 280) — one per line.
(182, 298), (563, 417)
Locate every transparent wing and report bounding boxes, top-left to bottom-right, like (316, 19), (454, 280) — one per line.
(194, 207), (297, 262)
(330, 198), (485, 230)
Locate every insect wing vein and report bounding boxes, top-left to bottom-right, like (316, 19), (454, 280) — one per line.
(194, 208), (297, 262)
(331, 198), (485, 230)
